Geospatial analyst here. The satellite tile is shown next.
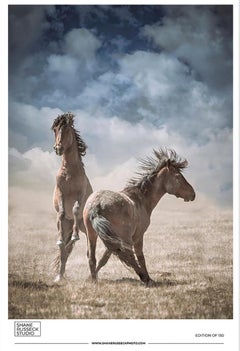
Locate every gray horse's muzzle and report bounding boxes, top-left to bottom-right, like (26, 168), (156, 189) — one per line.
(184, 191), (196, 202)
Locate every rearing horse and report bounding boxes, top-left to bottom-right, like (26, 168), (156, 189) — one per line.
(83, 149), (195, 286)
(52, 112), (92, 282)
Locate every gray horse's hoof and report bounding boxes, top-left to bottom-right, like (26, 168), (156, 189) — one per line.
(86, 275), (98, 283)
(71, 234), (79, 241)
(56, 240), (64, 246)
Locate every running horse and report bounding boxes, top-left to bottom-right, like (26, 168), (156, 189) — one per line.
(51, 112), (92, 282)
(83, 149), (195, 286)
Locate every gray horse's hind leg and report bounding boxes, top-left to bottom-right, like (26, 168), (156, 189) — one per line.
(134, 239), (153, 285)
(96, 249), (112, 273)
(116, 247), (151, 286)
(86, 226), (98, 282)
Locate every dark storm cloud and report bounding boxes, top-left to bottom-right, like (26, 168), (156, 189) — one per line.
(8, 5), (233, 206)
(9, 5), (232, 119)
(8, 5), (165, 104)
(142, 5), (232, 90)
(9, 6), (54, 71)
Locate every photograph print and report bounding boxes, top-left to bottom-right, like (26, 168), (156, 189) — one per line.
(8, 4), (233, 320)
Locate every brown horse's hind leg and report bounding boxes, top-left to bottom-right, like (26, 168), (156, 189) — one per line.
(56, 212), (65, 246)
(56, 197), (66, 246)
(54, 245), (68, 283)
(57, 244), (67, 278)
(96, 249), (112, 273)
(71, 201), (80, 241)
(54, 219), (74, 282)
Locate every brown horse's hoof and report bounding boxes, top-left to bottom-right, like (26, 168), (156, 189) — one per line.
(56, 240), (64, 246)
(71, 234), (80, 241)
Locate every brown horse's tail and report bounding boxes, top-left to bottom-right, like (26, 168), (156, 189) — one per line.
(88, 206), (137, 271)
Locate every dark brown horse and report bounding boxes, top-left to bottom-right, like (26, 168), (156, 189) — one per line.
(83, 149), (195, 286)
(52, 112), (92, 282)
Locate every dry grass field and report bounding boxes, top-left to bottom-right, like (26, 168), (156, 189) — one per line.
(8, 187), (233, 319)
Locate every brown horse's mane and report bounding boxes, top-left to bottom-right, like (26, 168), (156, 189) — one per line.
(124, 148), (188, 196)
(51, 112), (87, 157)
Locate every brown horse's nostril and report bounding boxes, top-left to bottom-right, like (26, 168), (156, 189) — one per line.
(55, 145), (64, 156)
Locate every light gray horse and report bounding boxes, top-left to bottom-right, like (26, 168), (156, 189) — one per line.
(83, 149), (195, 286)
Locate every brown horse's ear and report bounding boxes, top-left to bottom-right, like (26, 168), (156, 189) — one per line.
(166, 159), (171, 169)
(66, 112), (74, 126)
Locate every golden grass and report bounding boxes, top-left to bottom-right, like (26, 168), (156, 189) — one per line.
(8, 188), (233, 319)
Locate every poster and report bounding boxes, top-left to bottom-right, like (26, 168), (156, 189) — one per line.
(2, 1), (239, 350)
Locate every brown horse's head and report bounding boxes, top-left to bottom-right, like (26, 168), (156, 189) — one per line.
(162, 159), (195, 202)
(51, 112), (87, 157)
(52, 112), (74, 155)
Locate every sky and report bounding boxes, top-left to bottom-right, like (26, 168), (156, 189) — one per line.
(8, 4), (233, 207)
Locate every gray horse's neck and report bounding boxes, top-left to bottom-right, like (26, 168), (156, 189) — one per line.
(124, 179), (166, 216)
(144, 187), (166, 215)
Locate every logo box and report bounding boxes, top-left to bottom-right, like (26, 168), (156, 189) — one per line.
(14, 321), (41, 337)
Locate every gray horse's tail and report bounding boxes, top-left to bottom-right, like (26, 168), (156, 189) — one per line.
(89, 206), (129, 251)
(88, 206), (140, 273)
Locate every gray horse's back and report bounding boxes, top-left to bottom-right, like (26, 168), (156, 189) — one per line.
(84, 190), (133, 219)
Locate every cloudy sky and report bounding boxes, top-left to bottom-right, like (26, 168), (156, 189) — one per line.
(8, 4), (233, 207)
